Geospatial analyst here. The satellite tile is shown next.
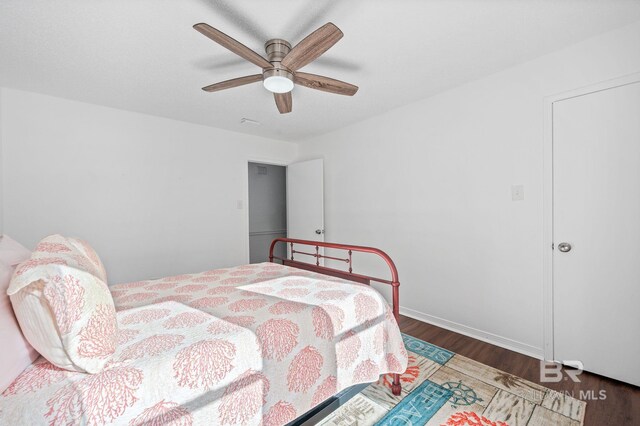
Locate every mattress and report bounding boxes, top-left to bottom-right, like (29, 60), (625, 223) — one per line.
(0, 262), (407, 425)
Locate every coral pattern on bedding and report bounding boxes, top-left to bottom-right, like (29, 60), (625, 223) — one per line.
(7, 235), (117, 374)
(0, 262), (407, 425)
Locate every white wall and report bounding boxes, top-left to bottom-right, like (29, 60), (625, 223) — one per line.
(0, 89), (4, 235)
(0, 88), (297, 284)
(297, 21), (640, 357)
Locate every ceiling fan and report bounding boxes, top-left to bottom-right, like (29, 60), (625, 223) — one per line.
(193, 22), (358, 114)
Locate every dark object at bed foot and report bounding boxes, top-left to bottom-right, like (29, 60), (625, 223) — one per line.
(391, 373), (401, 396)
(287, 382), (370, 425)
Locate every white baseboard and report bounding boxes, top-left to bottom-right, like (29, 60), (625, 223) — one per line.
(400, 306), (544, 360)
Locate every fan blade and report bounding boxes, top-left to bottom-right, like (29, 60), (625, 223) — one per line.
(202, 74), (263, 92)
(274, 92), (292, 114)
(294, 72), (358, 96)
(193, 23), (272, 69)
(281, 23), (343, 71)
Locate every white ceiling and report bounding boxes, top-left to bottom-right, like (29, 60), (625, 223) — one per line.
(1, 1), (639, 142)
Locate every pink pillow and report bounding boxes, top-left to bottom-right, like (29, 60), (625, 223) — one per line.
(0, 236), (39, 393)
(7, 235), (117, 373)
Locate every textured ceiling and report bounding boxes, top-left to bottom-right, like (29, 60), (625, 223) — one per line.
(1, 0), (639, 142)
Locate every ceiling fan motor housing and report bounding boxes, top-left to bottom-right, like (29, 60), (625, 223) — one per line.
(265, 39), (291, 63)
(264, 39), (294, 79)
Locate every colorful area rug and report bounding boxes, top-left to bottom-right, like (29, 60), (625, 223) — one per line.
(318, 334), (586, 426)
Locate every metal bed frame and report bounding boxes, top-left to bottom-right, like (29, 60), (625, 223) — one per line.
(268, 237), (402, 397)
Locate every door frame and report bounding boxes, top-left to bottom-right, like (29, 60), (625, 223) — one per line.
(542, 71), (640, 360)
(244, 158), (290, 264)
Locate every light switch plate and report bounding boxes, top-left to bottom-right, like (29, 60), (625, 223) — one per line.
(511, 185), (524, 201)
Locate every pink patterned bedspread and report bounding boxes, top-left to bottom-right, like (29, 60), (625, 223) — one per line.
(0, 262), (407, 425)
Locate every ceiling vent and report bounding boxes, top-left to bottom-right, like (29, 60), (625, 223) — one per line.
(240, 118), (260, 125)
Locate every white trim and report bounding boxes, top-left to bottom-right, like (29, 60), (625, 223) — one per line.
(244, 158), (290, 264)
(400, 306), (544, 360)
(542, 71), (640, 361)
(542, 93), (554, 361)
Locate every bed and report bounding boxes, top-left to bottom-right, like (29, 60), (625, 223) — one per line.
(0, 238), (407, 425)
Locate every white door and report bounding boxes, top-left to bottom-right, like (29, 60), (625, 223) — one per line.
(553, 80), (640, 386)
(287, 159), (324, 244)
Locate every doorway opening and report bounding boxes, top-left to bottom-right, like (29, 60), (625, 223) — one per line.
(248, 162), (287, 263)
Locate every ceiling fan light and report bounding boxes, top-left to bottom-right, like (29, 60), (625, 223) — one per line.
(263, 75), (294, 93)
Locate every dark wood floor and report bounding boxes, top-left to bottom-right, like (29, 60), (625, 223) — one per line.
(398, 315), (639, 425)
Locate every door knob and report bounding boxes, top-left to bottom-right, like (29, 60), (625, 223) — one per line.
(315, 229), (324, 235)
(558, 242), (572, 252)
